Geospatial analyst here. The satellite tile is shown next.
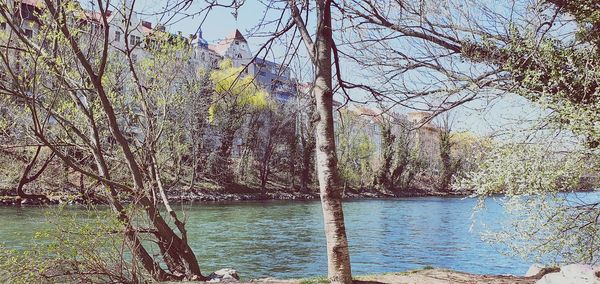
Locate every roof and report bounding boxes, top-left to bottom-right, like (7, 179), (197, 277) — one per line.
(228, 29), (247, 42)
(353, 106), (383, 124)
(208, 43), (227, 56)
(83, 10), (112, 23)
(346, 104), (408, 125)
(141, 25), (153, 35)
(208, 29), (247, 56)
(20, 0), (42, 6)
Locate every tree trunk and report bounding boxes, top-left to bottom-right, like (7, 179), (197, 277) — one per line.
(373, 123), (393, 190)
(16, 146), (52, 202)
(300, 131), (314, 193)
(312, 0), (353, 282)
(215, 125), (236, 182)
(259, 135), (274, 190)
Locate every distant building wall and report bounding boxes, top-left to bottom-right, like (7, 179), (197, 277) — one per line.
(408, 112), (441, 168)
(332, 105), (442, 169)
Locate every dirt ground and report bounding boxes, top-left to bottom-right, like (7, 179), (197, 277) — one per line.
(243, 269), (537, 284)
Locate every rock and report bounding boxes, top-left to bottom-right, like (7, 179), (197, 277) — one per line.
(208, 268), (240, 282)
(537, 264), (600, 284)
(527, 264), (545, 277)
(20, 198), (45, 205)
(20, 198), (35, 205)
(526, 264), (560, 278)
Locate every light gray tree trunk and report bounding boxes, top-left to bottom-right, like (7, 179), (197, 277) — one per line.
(312, 0), (353, 282)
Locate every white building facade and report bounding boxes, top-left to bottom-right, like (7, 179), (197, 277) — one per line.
(2, 0), (296, 102)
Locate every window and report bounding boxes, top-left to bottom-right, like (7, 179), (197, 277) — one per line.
(24, 29), (33, 38)
(114, 31), (121, 42)
(272, 79), (283, 90)
(235, 40), (239, 45)
(0, 23), (6, 30)
(90, 23), (101, 34)
(130, 35), (141, 46)
(149, 40), (159, 49)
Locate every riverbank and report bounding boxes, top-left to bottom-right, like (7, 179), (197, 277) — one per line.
(3, 182), (597, 206)
(164, 184), (470, 203)
(0, 185), (470, 206)
(246, 264), (600, 284)
(219, 268), (538, 284)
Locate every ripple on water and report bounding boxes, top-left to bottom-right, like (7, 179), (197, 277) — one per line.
(1, 196), (578, 279)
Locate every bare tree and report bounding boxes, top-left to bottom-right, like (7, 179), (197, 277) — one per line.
(436, 114), (460, 192)
(0, 0), (211, 280)
(288, 0), (353, 282)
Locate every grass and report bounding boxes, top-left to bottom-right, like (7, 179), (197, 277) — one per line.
(299, 276), (329, 284)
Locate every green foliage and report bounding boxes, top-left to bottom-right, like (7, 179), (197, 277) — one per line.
(400, 145), (429, 190)
(438, 129), (461, 192)
(457, 143), (588, 196)
(0, 207), (145, 283)
(503, 36), (600, 148)
(299, 276), (330, 284)
(477, 194), (600, 265)
(337, 110), (376, 188)
(451, 131), (493, 174)
(545, 0), (600, 45)
(459, 143), (600, 263)
(457, 0), (600, 263)
(205, 59), (272, 181)
(208, 59), (269, 123)
(460, 1), (600, 149)
(470, 1), (600, 149)
(372, 115), (439, 192)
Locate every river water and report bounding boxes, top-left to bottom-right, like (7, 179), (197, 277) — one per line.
(0, 196), (540, 279)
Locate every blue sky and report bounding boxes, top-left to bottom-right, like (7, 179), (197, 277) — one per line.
(138, 0), (271, 48)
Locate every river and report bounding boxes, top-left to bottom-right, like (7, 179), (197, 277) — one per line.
(0, 196), (541, 279)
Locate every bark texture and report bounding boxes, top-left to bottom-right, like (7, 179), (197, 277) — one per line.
(312, 0), (353, 282)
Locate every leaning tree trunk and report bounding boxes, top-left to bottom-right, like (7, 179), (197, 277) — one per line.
(15, 145), (53, 202)
(42, 1), (206, 278)
(312, 0), (353, 282)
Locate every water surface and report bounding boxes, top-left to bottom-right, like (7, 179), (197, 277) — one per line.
(0, 196), (548, 279)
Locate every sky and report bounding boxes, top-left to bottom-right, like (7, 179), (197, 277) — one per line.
(129, 0), (545, 138)
(137, 0), (271, 48)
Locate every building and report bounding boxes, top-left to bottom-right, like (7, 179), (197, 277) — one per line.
(1, 0), (299, 162)
(407, 112), (442, 167)
(190, 29), (223, 69)
(253, 58), (295, 102)
(334, 103), (442, 167)
(192, 28), (296, 101)
(3, 0), (440, 168)
(2, 0), (296, 102)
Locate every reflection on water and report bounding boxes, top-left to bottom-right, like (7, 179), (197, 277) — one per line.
(2, 195), (578, 279)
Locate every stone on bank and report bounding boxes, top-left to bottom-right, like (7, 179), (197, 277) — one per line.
(535, 264), (600, 284)
(208, 268), (240, 282)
